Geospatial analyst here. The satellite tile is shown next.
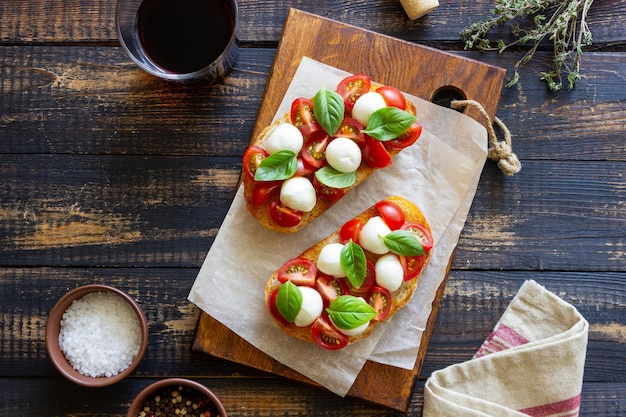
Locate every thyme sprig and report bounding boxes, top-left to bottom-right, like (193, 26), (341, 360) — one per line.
(461, 0), (594, 91)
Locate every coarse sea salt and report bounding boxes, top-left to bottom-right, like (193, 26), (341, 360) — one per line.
(58, 291), (142, 378)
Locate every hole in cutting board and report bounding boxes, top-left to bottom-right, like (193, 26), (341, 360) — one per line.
(431, 86), (466, 112)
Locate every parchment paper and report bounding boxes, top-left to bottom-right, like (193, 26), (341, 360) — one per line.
(188, 57), (488, 396)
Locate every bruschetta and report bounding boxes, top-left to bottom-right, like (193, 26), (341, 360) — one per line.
(243, 74), (422, 233)
(264, 196), (433, 350)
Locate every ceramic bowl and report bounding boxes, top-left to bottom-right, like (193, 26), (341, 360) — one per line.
(127, 378), (228, 417)
(45, 284), (148, 387)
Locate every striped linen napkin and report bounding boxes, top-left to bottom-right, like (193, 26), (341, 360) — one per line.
(424, 280), (589, 417)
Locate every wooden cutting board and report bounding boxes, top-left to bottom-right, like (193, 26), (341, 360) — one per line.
(192, 8), (505, 412)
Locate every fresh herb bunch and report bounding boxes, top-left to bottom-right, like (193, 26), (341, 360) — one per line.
(461, 0), (594, 90)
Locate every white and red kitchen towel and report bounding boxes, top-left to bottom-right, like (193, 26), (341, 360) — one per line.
(424, 280), (589, 417)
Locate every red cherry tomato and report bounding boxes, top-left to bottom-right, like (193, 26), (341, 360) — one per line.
(339, 218), (364, 244)
(313, 175), (345, 202)
(316, 274), (350, 306)
(401, 222), (434, 252)
(334, 118), (365, 144)
(277, 257), (317, 287)
(311, 315), (349, 350)
(290, 97), (320, 136)
(361, 135), (392, 168)
(385, 122), (422, 150)
(269, 201), (303, 228)
(295, 156), (316, 177)
(367, 286), (392, 322)
(267, 287), (290, 325)
(349, 259), (376, 297)
(251, 182), (281, 207)
(376, 85), (407, 110)
(302, 132), (330, 169)
(401, 255), (426, 281)
(336, 74), (371, 111)
(242, 146), (268, 181)
(375, 200), (406, 230)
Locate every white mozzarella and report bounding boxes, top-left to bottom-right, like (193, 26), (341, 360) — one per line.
(352, 92), (387, 126)
(316, 243), (346, 278)
(264, 123), (303, 155)
(293, 286), (324, 327)
(359, 216), (391, 254)
(375, 253), (404, 292)
(332, 318), (370, 337)
(280, 177), (317, 212)
(325, 137), (362, 173)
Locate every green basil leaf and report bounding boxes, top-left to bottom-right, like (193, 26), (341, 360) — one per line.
(340, 241), (367, 289)
(254, 150), (297, 181)
(314, 86), (345, 136)
(276, 281), (302, 323)
(382, 230), (425, 256)
(326, 295), (377, 330)
(364, 107), (416, 141)
(314, 166), (356, 189)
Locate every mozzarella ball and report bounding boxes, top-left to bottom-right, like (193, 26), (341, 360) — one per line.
(325, 137), (362, 173)
(332, 317), (370, 336)
(264, 123), (303, 155)
(317, 243), (346, 278)
(375, 253), (404, 292)
(352, 92), (387, 126)
(280, 177), (317, 212)
(293, 286), (324, 327)
(359, 216), (391, 254)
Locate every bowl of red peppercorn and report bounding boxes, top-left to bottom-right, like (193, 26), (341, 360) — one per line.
(127, 378), (227, 417)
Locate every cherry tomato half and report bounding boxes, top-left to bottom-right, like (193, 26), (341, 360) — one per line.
(269, 201), (303, 228)
(242, 146), (269, 181)
(316, 274), (350, 306)
(339, 218), (364, 244)
(336, 74), (371, 111)
(401, 222), (434, 252)
(278, 257), (317, 287)
(361, 135), (392, 168)
(268, 287), (290, 325)
(313, 175), (345, 202)
(349, 259), (376, 297)
(375, 200), (406, 230)
(385, 122), (422, 150)
(295, 156), (316, 177)
(251, 182), (281, 207)
(367, 286), (392, 322)
(290, 97), (320, 136)
(302, 132), (330, 169)
(401, 254), (426, 281)
(334, 118), (365, 144)
(376, 85), (407, 110)
(311, 315), (349, 350)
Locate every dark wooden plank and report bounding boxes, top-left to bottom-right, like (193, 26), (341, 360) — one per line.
(1, 47), (625, 160)
(0, 155), (622, 271)
(2, 268), (622, 382)
(1, 0), (624, 47)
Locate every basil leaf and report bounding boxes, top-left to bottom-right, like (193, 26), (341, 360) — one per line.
(314, 86), (345, 136)
(382, 230), (425, 256)
(315, 166), (356, 189)
(340, 241), (367, 289)
(276, 281), (302, 323)
(254, 150), (297, 181)
(364, 107), (416, 141)
(326, 295), (377, 330)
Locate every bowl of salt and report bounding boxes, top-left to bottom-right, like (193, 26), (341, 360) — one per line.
(45, 284), (148, 387)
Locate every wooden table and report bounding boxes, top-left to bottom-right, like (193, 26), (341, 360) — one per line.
(1, 1), (624, 416)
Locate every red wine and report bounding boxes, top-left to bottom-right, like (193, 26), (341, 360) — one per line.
(137, 0), (234, 74)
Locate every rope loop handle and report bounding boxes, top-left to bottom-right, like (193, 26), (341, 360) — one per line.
(451, 99), (522, 176)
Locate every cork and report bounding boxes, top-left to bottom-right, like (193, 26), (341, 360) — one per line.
(400, 0), (439, 20)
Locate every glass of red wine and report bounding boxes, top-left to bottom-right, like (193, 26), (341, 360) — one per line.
(116, 0), (238, 83)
